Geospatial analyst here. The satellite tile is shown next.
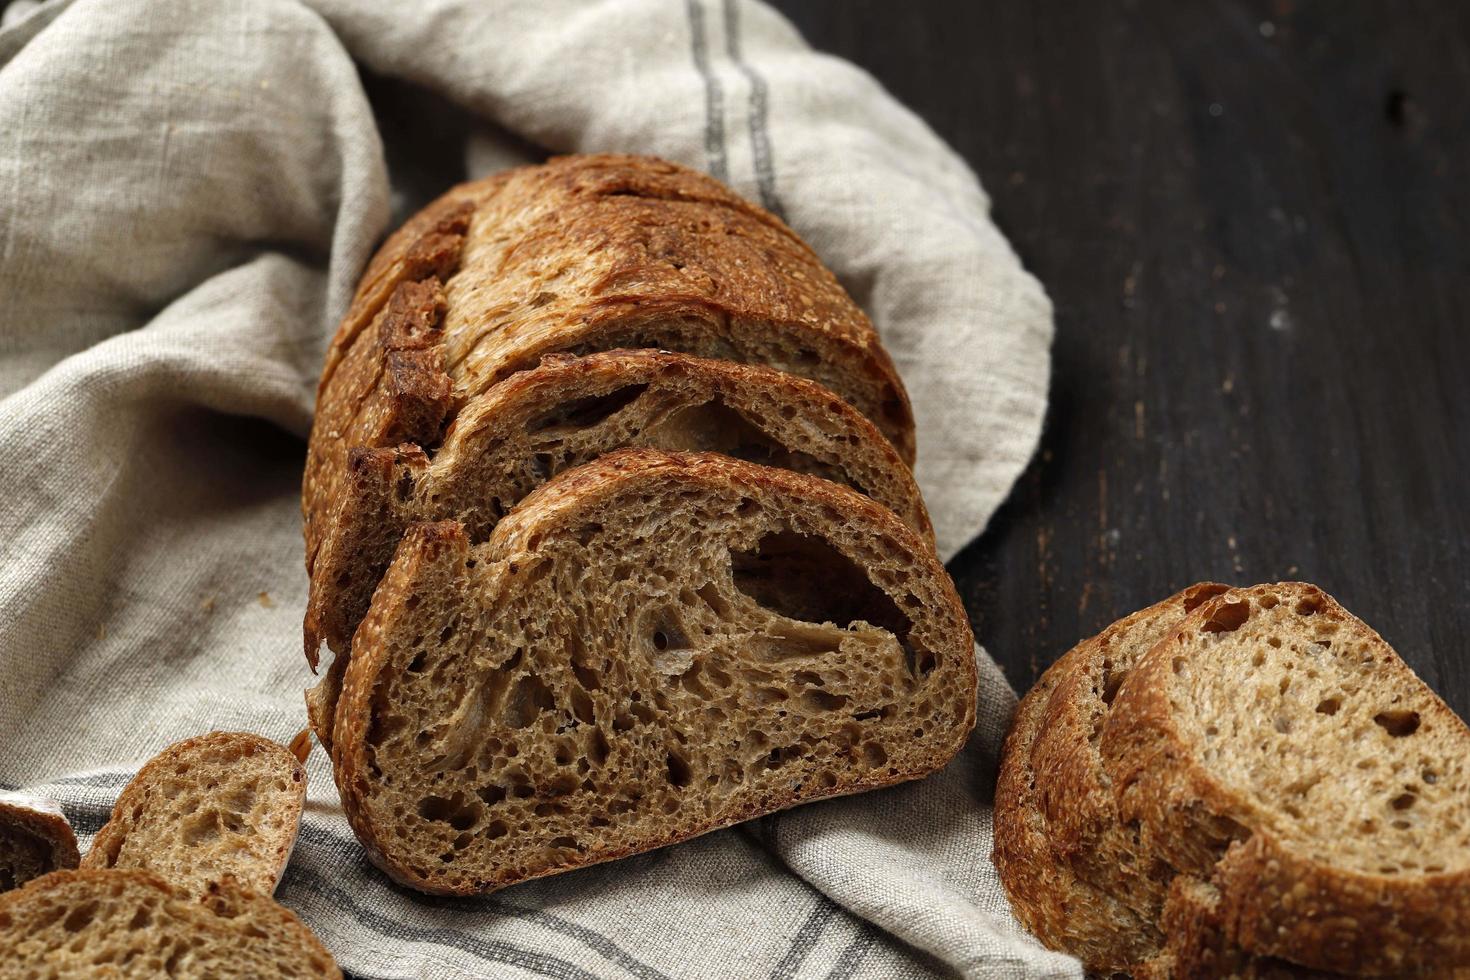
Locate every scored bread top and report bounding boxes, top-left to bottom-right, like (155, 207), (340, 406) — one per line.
(1028, 583), (1229, 922)
(1101, 582), (1470, 975)
(991, 639), (1163, 974)
(303, 154), (916, 578)
(328, 449), (975, 895)
(303, 348), (933, 669)
(82, 732), (306, 898)
(0, 790), (80, 893)
(0, 868), (339, 979)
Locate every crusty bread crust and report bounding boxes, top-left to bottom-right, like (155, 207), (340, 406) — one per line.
(0, 790), (79, 892)
(1101, 583), (1470, 975)
(328, 450), (974, 895)
(304, 348), (934, 674)
(82, 732), (306, 897)
(992, 635), (1163, 974)
(1028, 583), (1228, 922)
(0, 868), (339, 978)
(303, 155), (917, 593)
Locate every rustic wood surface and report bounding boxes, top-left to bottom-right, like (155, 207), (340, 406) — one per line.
(773, 0), (1470, 717)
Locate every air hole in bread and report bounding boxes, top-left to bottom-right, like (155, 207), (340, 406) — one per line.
(1183, 582), (1231, 611)
(1391, 792), (1417, 811)
(1295, 595), (1322, 616)
(1374, 710), (1421, 737)
(526, 385), (653, 434)
(729, 531), (923, 673)
(1202, 599), (1251, 633)
(1316, 697), (1341, 715)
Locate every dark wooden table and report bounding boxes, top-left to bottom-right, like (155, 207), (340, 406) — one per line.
(772, 0), (1470, 717)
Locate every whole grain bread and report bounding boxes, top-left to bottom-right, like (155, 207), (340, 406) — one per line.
(0, 791), (79, 893)
(1028, 583), (1229, 924)
(82, 732), (305, 897)
(0, 868), (338, 978)
(325, 449), (975, 895)
(1101, 582), (1470, 975)
(992, 639), (1163, 974)
(304, 348), (934, 686)
(302, 154), (916, 581)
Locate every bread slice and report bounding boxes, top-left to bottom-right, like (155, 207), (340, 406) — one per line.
(324, 449), (975, 895)
(992, 640), (1163, 973)
(1101, 582), (1470, 975)
(0, 791), (79, 893)
(303, 154), (916, 577)
(303, 348), (934, 681)
(0, 868), (338, 978)
(1028, 583), (1229, 923)
(82, 732), (305, 898)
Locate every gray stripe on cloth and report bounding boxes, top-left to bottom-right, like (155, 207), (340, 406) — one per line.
(685, 0), (728, 181)
(767, 895), (840, 980)
(722, 0), (784, 218)
(825, 921), (879, 980)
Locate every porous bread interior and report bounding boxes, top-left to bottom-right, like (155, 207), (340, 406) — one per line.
(310, 350), (930, 666)
(426, 353), (925, 542)
(354, 476), (970, 892)
(87, 736), (304, 896)
(0, 870), (338, 980)
(0, 823), (54, 892)
(1170, 584), (1470, 877)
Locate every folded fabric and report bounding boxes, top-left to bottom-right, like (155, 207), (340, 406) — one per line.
(0, 0), (1062, 976)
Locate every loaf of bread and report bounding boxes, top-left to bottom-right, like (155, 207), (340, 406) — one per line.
(302, 154), (917, 600)
(322, 449), (975, 895)
(0, 868), (338, 978)
(0, 790), (79, 893)
(82, 732), (305, 897)
(996, 582), (1470, 977)
(304, 348), (932, 677)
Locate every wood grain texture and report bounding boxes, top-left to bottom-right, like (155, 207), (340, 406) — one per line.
(774, 0), (1470, 718)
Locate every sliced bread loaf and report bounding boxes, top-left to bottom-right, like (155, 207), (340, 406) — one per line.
(0, 868), (338, 978)
(1028, 583), (1229, 922)
(303, 154), (917, 579)
(325, 449), (976, 895)
(304, 348), (933, 678)
(0, 791), (79, 893)
(992, 640), (1163, 973)
(82, 732), (305, 897)
(1101, 582), (1470, 975)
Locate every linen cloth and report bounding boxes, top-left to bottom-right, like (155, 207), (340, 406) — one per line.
(0, 0), (1067, 976)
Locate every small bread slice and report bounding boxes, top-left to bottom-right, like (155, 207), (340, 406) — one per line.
(1028, 583), (1229, 922)
(992, 641), (1163, 973)
(327, 449), (976, 895)
(1102, 582), (1470, 975)
(82, 733), (305, 897)
(304, 348), (934, 681)
(0, 791), (79, 893)
(0, 868), (338, 978)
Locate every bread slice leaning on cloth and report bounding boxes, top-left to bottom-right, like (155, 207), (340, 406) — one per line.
(0, 868), (339, 979)
(325, 449), (976, 895)
(81, 732), (305, 898)
(0, 791), (79, 893)
(1101, 582), (1470, 976)
(304, 347), (934, 698)
(302, 153), (917, 584)
(992, 639), (1163, 974)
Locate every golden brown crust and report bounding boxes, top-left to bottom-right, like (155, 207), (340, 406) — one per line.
(304, 348), (933, 669)
(1101, 583), (1470, 975)
(329, 450), (972, 896)
(303, 155), (916, 624)
(992, 639), (1163, 973)
(1028, 583), (1229, 922)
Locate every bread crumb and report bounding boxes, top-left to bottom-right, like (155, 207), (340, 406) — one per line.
(200, 596), (216, 614)
(258, 592), (275, 609)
